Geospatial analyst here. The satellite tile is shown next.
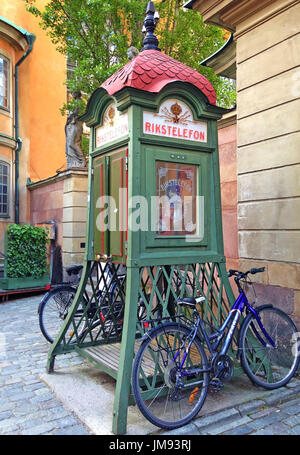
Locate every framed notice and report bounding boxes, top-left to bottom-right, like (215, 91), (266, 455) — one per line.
(156, 161), (197, 236)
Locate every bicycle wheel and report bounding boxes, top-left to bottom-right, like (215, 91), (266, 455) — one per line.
(132, 322), (209, 430)
(38, 286), (76, 343)
(240, 306), (300, 389)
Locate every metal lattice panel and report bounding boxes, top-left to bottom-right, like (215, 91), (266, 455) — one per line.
(50, 261), (233, 352)
(57, 261), (127, 348)
(136, 263), (232, 336)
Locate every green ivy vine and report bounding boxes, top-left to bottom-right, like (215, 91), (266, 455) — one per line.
(6, 224), (49, 278)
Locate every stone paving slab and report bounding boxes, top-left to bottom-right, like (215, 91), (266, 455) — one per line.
(41, 354), (300, 436)
(41, 364), (158, 436)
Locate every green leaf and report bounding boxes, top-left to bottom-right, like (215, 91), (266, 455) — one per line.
(23, 0), (235, 110)
(6, 224), (48, 278)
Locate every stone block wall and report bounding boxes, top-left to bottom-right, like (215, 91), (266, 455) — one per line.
(62, 169), (88, 267)
(218, 112), (239, 274)
(235, 1), (300, 327)
(186, 0), (300, 326)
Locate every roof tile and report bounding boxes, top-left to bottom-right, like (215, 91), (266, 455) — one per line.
(101, 50), (216, 105)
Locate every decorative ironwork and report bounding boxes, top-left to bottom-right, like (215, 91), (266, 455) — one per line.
(160, 102), (191, 125)
(141, 1), (160, 52)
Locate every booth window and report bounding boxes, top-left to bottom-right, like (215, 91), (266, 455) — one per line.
(0, 55), (9, 110)
(0, 162), (9, 216)
(156, 161), (197, 236)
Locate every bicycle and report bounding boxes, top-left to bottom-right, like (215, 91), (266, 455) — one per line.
(131, 267), (300, 430)
(39, 263), (183, 344)
(38, 263), (128, 343)
(38, 264), (84, 343)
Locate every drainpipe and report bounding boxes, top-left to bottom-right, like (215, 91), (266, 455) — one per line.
(14, 33), (36, 224)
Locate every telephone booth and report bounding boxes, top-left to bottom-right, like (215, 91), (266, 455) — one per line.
(47, 2), (235, 435)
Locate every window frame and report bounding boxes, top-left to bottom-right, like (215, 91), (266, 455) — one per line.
(0, 161), (10, 218)
(0, 53), (10, 112)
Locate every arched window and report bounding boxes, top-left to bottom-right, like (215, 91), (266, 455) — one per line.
(0, 162), (9, 216)
(0, 55), (9, 110)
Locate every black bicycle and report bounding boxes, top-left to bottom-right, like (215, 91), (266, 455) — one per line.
(131, 267), (300, 430)
(38, 265), (84, 343)
(38, 263), (165, 344)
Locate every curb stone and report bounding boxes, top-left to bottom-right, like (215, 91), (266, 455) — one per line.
(201, 415), (252, 435)
(193, 408), (239, 431)
(158, 381), (300, 436)
(263, 388), (300, 406)
(159, 408), (239, 436)
(158, 423), (200, 436)
(237, 400), (265, 417)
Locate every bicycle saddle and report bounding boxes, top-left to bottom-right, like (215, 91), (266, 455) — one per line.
(177, 296), (205, 307)
(66, 265), (83, 275)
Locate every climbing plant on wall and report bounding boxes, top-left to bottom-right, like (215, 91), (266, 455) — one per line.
(6, 224), (49, 278)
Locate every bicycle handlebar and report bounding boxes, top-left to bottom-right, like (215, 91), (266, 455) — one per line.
(227, 267), (265, 279)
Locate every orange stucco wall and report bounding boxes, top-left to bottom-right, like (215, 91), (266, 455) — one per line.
(0, 0), (67, 229)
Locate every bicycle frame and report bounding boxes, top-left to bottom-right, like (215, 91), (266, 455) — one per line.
(177, 289), (275, 379)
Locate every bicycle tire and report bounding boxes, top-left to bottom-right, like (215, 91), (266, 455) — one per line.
(38, 285), (77, 343)
(132, 322), (209, 430)
(240, 306), (300, 389)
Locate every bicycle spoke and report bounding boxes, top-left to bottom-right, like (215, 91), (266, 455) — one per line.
(39, 288), (77, 343)
(132, 323), (208, 430)
(241, 307), (299, 388)
(148, 384), (168, 410)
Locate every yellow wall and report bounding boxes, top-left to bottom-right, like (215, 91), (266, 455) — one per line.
(0, 0), (67, 228)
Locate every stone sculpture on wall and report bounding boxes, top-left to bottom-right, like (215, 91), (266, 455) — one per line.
(65, 91), (87, 168)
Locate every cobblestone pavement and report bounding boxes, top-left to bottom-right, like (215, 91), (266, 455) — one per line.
(222, 395), (300, 435)
(1, 293), (300, 436)
(0, 293), (90, 435)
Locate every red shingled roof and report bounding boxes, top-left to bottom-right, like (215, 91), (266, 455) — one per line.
(101, 50), (216, 105)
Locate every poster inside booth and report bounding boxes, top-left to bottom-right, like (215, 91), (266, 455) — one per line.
(156, 161), (197, 236)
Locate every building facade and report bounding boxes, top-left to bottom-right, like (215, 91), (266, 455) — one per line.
(0, 0), (66, 263)
(186, 0), (300, 325)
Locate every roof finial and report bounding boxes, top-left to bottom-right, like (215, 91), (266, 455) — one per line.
(141, 1), (160, 52)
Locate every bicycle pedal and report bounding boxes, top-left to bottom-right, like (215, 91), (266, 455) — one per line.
(209, 377), (223, 391)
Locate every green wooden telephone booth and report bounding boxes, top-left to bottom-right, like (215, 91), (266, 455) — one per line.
(47, 2), (236, 435)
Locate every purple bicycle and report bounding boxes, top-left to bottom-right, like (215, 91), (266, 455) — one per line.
(132, 267), (300, 430)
